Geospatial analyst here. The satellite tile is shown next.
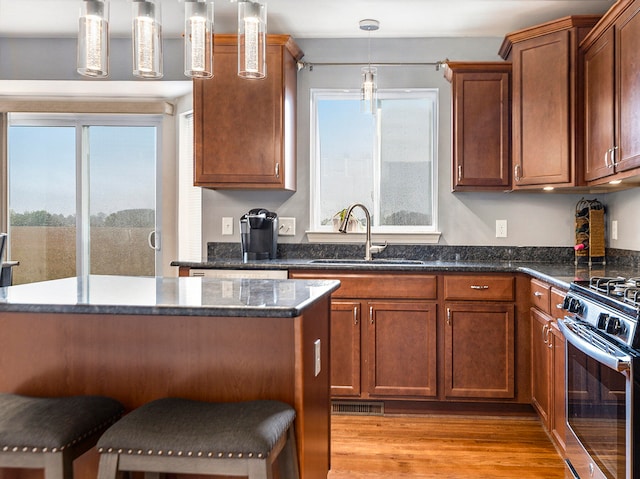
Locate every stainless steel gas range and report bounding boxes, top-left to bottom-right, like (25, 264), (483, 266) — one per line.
(559, 277), (640, 479)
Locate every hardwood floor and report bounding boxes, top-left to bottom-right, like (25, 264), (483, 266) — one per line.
(328, 413), (566, 478)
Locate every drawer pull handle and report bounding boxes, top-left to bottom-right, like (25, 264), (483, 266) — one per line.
(534, 291), (543, 297)
(470, 285), (489, 290)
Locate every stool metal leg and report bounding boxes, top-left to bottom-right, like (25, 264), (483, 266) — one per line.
(98, 451), (121, 479)
(42, 452), (72, 479)
(281, 427), (300, 479)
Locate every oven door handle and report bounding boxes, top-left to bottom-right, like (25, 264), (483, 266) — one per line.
(558, 319), (632, 373)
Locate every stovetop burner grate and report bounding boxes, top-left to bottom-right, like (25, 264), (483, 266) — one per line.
(588, 277), (640, 308)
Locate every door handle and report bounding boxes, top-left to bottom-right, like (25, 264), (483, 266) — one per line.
(148, 230), (161, 251)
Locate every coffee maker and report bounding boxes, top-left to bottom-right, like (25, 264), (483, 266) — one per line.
(239, 209), (278, 262)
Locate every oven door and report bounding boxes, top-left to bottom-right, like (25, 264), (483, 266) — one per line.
(558, 318), (634, 479)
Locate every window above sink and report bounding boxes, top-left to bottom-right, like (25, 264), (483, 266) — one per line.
(308, 88), (440, 244)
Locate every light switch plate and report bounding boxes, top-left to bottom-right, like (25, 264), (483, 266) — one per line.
(222, 217), (233, 235)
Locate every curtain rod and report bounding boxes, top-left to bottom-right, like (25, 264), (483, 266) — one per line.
(297, 60), (448, 71)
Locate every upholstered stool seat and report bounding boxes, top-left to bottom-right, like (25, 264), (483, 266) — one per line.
(96, 398), (299, 479)
(0, 393), (125, 479)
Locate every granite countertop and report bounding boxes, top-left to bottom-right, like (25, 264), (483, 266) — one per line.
(171, 258), (640, 292)
(0, 275), (340, 318)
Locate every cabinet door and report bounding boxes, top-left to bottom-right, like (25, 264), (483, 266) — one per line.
(550, 323), (566, 454)
(330, 301), (361, 397)
(444, 303), (515, 399)
(366, 301), (437, 398)
(512, 31), (571, 187)
(584, 28), (615, 182)
(531, 308), (552, 426)
(193, 36), (298, 190)
(446, 63), (511, 191)
(615, 4), (640, 173)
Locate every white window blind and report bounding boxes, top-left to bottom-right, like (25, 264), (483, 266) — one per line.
(178, 111), (202, 261)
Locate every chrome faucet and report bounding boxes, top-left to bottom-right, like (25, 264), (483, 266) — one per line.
(338, 203), (387, 261)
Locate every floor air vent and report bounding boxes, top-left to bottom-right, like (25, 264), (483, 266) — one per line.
(331, 401), (384, 416)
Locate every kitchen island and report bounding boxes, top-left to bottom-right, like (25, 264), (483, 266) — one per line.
(0, 275), (339, 479)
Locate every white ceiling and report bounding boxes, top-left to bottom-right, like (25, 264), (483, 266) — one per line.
(0, 0), (615, 39)
(0, 0), (615, 99)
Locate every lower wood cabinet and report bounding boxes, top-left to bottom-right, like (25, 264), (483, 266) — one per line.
(530, 280), (567, 455)
(444, 302), (515, 399)
(291, 270), (528, 405)
(330, 300), (361, 397)
(367, 301), (437, 398)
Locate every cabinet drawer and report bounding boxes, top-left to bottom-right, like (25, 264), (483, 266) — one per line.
(288, 271), (437, 299)
(443, 275), (514, 301)
(530, 278), (551, 314)
(550, 288), (566, 321)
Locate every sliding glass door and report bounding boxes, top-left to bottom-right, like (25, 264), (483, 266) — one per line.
(7, 114), (161, 284)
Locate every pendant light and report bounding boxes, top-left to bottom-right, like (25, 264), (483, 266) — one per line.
(132, 0), (163, 79)
(77, 0), (109, 78)
(360, 19), (379, 115)
(184, 0), (214, 79)
(237, 0), (267, 79)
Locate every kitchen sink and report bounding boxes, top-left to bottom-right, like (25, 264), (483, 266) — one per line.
(309, 258), (425, 265)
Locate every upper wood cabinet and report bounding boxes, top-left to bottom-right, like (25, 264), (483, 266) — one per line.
(444, 62), (512, 192)
(193, 35), (303, 190)
(499, 16), (601, 190)
(583, 0), (640, 185)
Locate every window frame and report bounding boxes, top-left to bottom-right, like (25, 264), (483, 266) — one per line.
(308, 88), (440, 244)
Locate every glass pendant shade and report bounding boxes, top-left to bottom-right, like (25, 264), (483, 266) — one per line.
(132, 0), (163, 79)
(237, 0), (266, 79)
(361, 67), (377, 114)
(77, 0), (109, 78)
(184, 0), (213, 78)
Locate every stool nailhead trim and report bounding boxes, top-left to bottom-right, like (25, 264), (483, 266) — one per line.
(98, 447), (269, 459)
(0, 413), (123, 455)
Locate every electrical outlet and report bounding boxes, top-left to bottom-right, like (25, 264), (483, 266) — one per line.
(279, 217), (296, 236)
(222, 217), (233, 235)
(496, 220), (508, 238)
(612, 220), (618, 240)
(314, 339), (321, 377)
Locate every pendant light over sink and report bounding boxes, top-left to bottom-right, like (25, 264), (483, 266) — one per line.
(360, 18), (379, 115)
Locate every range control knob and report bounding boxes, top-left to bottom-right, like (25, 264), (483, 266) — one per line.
(562, 296), (571, 310)
(568, 298), (584, 314)
(606, 317), (624, 335)
(597, 313), (609, 330)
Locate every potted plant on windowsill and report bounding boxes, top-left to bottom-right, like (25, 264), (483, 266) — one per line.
(332, 209), (363, 232)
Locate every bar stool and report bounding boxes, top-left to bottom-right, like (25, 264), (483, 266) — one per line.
(0, 393), (125, 479)
(96, 398), (299, 479)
